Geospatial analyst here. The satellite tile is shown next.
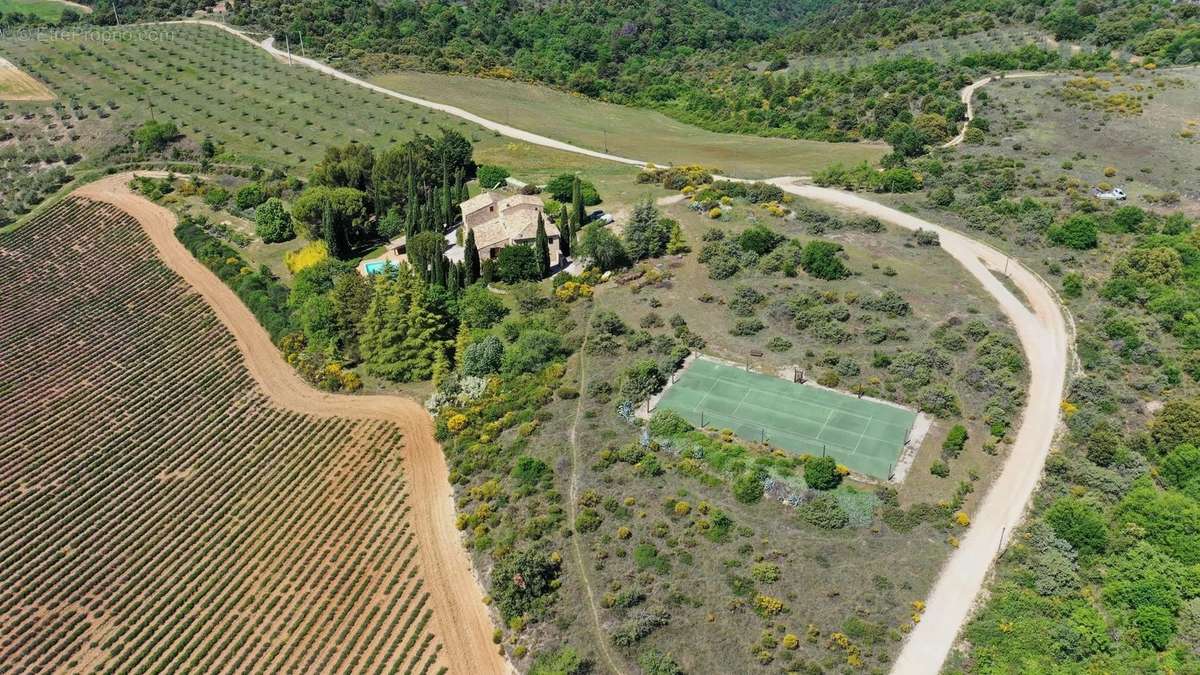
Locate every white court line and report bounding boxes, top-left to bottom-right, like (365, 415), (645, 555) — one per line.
(851, 412), (875, 454)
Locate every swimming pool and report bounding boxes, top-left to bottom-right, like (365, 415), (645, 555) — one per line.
(363, 260), (393, 275)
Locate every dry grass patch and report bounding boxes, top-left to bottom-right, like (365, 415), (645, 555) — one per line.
(0, 57), (55, 101)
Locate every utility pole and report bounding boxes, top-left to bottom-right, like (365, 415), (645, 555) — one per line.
(299, 33), (306, 59)
(111, 0), (121, 26)
(285, 34), (293, 66)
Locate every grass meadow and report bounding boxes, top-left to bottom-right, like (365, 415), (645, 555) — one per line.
(372, 71), (888, 178)
(0, 0), (82, 21)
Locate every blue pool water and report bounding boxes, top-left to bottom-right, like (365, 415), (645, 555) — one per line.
(363, 261), (392, 275)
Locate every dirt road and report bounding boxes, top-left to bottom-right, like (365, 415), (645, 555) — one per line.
(773, 183), (1069, 675)
(123, 22), (1075, 672)
(942, 72), (1054, 147)
(74, 173), (511, 675)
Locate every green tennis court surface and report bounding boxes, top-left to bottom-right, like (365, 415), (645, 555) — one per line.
(655, 358), (916, 479)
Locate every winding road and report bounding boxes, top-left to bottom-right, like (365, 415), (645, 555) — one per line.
(149, 20), (1071, 674)
(942, 71), (1053, 147)
(74, 173), (512, 675)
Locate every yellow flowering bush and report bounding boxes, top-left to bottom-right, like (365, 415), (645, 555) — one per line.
(447, 413), (468, 432)
(753, 593), (784, 617)
(284, 240), (329, 273)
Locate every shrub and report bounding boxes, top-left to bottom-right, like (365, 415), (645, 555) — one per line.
(730, 318), (765, 336)
(284, 241), (329, 274)
(513, 455), (550, 487)
(620, 360), (665, 401)
(1048, 215), (1099, 250)
(546, 173), (600, 204)
(1132, 605), (1175, 651)
(930, 460), (950, 477)
(943, 425), (968, 457)
(497, 244), (541, 282)
(638, 650), (682, 675)
(800, 240), (849, 280)
(477, 164), (511, 189)
(503, 330), (565, 374)
(611, 609), (670, 646)
(753, 594), (784, 617)
(1062, 272), (1083, 298)
(575, 508), (603, 533)
(491, 548), (559, 620)
(800, 494), (849, 529)
(254, 198), (294, 243)
(649, 409), (694, 436)
(751, 562), (780, 584)
(235, 183), (267, 210)
(914, 229), (940, 246)
(1046, 497), (1108, 555)
(1160, 444), (1200, 488)
(805, 456), (841, 490)
(460, 285), (509, 328)
(633, 544), (670, 573)
(733, 470), (765, 503)
(917, 384), (961, 417)
(133, 119), (178, 152)
(766, 336), (792, 352)
(203, 186), (230, 208)
(529, 647), (587, 675)
(737, 225), (784, 255)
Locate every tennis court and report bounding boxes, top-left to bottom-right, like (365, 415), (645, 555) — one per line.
(655, 357), (916, 479)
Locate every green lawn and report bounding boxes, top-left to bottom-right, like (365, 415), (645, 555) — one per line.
(0, 0), (84, 20)
(372, 71), (888, 179)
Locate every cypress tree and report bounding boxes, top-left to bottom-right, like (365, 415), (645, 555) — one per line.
(558, 204), (571, 254)
(571, 175), (586, 228)
(454, 321), (471, 369)
(559, 219), (571, 258)
(454, 168), (468, 208)
(535, 212), (551, 278)
(464, 229), (480, 284)
(441, 162), (452, 230)
(481, 258), (495, 284)
(322, 199), (347, 260)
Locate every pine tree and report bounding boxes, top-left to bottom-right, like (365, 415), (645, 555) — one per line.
(464, 229), (481, 284)
(535, 212), (551, 278)
(666, 219), (690, 254)
(359, 265), (448, 382)
(571, 175), (586, 228)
